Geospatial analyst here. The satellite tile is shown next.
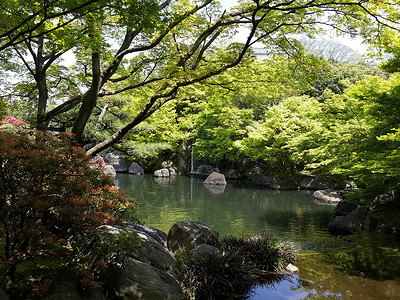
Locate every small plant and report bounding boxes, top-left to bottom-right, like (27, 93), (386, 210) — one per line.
(172, 234), (298, 299)
(173, 248), (252, 300)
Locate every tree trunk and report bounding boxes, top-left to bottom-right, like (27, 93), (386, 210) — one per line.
(72, 51), (101, 143)
(36, 73), (49, 131)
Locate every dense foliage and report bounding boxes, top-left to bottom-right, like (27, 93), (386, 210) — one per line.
(1, 0), (398, 156)
(173, 234), (296, 299)
(0, 121), (138, 298)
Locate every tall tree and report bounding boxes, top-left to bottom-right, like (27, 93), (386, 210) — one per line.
(1, 0), (399, 156)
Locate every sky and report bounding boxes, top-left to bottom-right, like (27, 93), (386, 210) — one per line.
(218, 0), (367, 55)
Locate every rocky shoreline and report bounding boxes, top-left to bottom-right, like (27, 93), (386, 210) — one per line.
(14, 221), (297, 300)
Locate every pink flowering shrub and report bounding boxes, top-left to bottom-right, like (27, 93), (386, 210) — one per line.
(0, 115), (28, 127)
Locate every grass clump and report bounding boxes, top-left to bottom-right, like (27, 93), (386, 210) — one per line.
(220, 233), (297, 273)
(172, 233), (297, 300)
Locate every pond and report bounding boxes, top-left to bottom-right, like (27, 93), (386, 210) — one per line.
(115, 174), (400, 299)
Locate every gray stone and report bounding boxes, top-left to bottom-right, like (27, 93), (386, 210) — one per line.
(251, 176), (298, 190)
(129, 162), (144, 175)
(285, 263), (299, 274)
(102, 225), (175, 271)
(195, 165), (219, 175)
(275, 178), (299, 190)
(167, 221), (219, 252)
(334, 200), (359, 216)
(252, 176), (279, 189)
(328, 207), (369, 233)
(189, 244), (221, 258)
(372, 190), (400, 208)
(124, 223), (168, 247)
(113, 258), (184, 300)
(42, 281), (105, 300)
(103, 164), (116, 178)
(203, 172), (227, 185)
(154, 168), (170, 177)
(290, 174), (330, 190)
(168, 167), (178, 175)
(313, 189), (342, 205)
(370, 190), (400, 225)
(104, 153), (130, 173)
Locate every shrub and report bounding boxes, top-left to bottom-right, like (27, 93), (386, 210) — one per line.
(220, 234), (297, 272)
(172, 234), (297, 299)
(173, 248), (252, 300)
(0, 129), (137, 298)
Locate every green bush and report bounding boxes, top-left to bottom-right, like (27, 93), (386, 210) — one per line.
(172, 234), (297, 299)
(220, 234), (297, 272)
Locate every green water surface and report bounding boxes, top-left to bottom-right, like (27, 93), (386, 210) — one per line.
(115, 174), (400, 299)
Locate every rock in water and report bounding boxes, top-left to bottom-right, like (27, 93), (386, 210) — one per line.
(203, 172), (227, 185)
(128, 162), (144, 175)
(167, 221), (219, 252)
(312, 189), (342, 205)
(154, 168), (170, 177)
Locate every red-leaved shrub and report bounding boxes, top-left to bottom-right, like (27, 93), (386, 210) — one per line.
(0, 129), (136, 298)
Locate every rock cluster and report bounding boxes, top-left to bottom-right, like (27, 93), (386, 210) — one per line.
(44, 223), (184, 300)
(251, 174), (332, 190)
(103, 224), (183, 300)
(328, 190), (400, 234)
(154, 167), (179, 177)
(36, 220), (301, 300)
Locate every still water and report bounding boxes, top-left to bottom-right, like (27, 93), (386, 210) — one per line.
(115, 174), (400, 299)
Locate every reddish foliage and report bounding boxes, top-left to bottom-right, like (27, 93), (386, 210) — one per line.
(0, 129), (136, 297)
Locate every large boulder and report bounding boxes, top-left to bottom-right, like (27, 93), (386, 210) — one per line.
(112, 258), (184, 300)
(312, 189), (342, 205)
(203, 172), (227, 185)
(167, 221), (219, 252)
(104, 153), (130, 173)
(124, 223), (168, 247)
(370, 190), (400, 231)
(129, 162), (144, 175)
(42, 281), (105, 300)
(334, 200), (359, 216)
(328, 207), (369, 234)
(102, 225), (174, 271)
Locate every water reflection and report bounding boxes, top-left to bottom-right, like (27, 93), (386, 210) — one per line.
(115, 174), (400, 299)
(203, 183), (226, 195)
